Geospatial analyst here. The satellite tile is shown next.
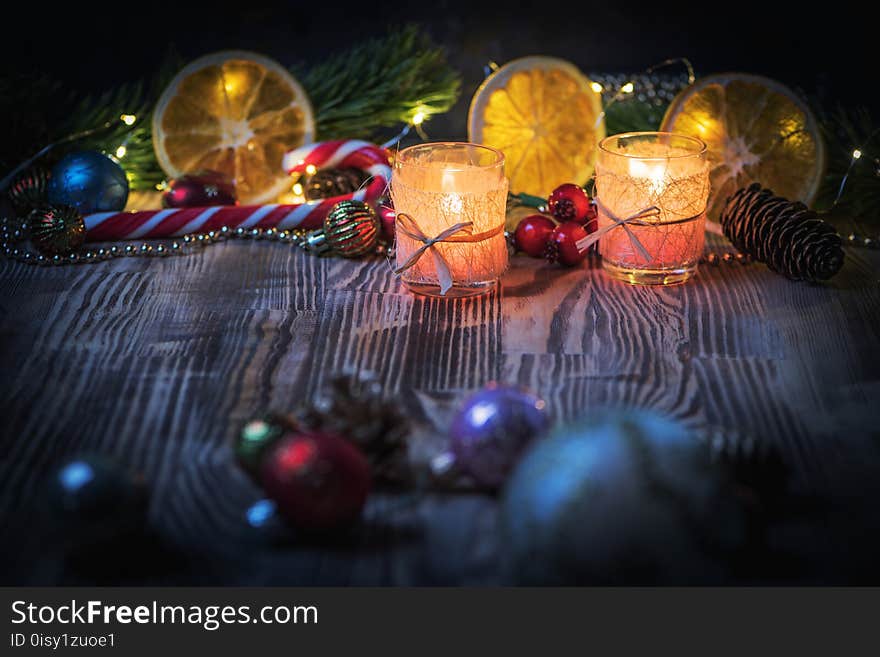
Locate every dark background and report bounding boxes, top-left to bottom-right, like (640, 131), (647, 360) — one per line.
(1, 0), (874, 140)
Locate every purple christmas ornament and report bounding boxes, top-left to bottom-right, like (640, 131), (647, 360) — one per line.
(448, 383), (550, 488)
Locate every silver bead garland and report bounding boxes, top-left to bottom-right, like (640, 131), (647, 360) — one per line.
(0, 217), (389, 267)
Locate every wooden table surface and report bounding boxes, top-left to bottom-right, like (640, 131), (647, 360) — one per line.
(2, 235), (879, 584)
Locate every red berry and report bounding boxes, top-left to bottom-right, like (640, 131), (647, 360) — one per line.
(514, 214), (556, 257)
(261, 431), (371, 532)
(545, 221), (588, 267)
(548, 183), (592, 224)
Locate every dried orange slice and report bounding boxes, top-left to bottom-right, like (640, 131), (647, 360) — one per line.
(468, 56), (604, 198)
(153, 51), (314, 205)
(661, 73), (825, 222)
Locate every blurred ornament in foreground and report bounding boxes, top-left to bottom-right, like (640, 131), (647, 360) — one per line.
(260, 431), (371, 532)
(235, 415), (294, 479)
(442, 382), (550, 489)
(502, 409), (748, 584)
(45, 455), (148, 548)
(47, 151), (129, 214)
(242, 498), (292, 544)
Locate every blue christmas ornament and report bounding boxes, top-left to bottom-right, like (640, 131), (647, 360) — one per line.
(501, 409), (748, 584)
(448, 382), (550, 488)
(246, 499), (279, 529)
(47, 151), (129, 214)
(46, 455), (147, 542)
(241, 498), (292, 544)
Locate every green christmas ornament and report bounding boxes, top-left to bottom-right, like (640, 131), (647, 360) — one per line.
(236, 416), (288, 477)
(28, 205), (85, 256)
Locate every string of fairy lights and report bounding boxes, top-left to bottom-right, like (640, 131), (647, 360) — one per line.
(834, 129), (879, 246)
(591, 58), (695, 130)
(20, 63), (877, 248)
(103, 106), (433, 203)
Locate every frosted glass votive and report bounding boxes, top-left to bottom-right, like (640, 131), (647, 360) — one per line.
(391, 142), (509, 297)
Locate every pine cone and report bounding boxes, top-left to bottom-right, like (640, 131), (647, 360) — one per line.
(295, 373), (411, 484)
(719, 183), (844, 282)
(305, 168), (369, 200)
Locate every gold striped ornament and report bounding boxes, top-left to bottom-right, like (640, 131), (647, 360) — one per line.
(28, 205), (85, 256)
(299, 200), (380, 257)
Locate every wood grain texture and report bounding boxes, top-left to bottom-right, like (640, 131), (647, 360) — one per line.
(1, 235), (879, 584)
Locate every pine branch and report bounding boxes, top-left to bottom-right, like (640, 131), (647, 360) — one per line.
(0, 51), (182, 192)
(299, 24), (461, 140)
(815, 105), (880, 230)
(603, 96), (667, 135)
(2, 31), (459, 194)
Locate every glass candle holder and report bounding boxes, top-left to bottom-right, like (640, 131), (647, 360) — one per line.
(391, 143), (509, 298)
(595, 132), (709, 285)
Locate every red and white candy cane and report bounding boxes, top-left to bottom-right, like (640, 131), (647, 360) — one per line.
(83, 140), (391, 241)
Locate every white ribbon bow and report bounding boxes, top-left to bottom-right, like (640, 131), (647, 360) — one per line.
(575, 199), (661, 263)
(394, 213), (503, 296)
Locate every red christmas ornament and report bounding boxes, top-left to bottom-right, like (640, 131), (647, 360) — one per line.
(260, 431), (371, 532)
(544, 221), (588, 267)
(548, 183), (592, 224)
(514, 214), (556, 257)
(163, 171), (237, 208)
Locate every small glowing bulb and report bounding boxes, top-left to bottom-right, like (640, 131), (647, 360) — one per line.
(292, 183), (304, 195)
(115, 145), (127, 158)
(621, 82), (635, 94)
(305, 164), (317, 175)
(412, 111), (426, 126)
(853, 149), (862, 160)
(120, 114), (136, 126)
(590, 82), (604, 93)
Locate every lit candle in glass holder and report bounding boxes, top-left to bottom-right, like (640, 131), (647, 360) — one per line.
(391, 143), (509, 298)
(595, 132), (709, 285)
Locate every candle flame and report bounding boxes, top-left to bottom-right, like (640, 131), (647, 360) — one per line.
(629, 159), (667, 195)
